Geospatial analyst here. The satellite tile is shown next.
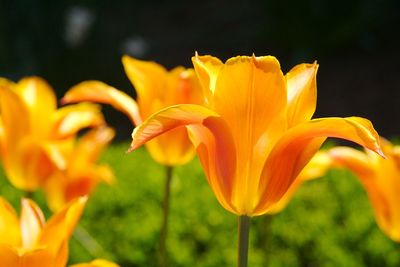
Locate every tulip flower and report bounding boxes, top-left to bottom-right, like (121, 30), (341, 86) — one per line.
(70, 259), (120, 267)
(44, 126), (115, 211)
(62, 55), (203, 267)
(328, 138), (400, 242)
(0, 196), (87, 267)
(0, 77), (105, 192)
(128, 54), (383, 267)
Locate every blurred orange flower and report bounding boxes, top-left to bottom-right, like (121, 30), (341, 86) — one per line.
(70, 259), (120, 267)
(0, 77), (105, 191)
(328, 139), (400, 242)
(63, 55), (203, 166)
(129, 54), (382, 216)
(44, 126), (115, 211)
(0, 196), (87, 267)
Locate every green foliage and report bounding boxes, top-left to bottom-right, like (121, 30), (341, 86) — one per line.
(1, 142), (399, 266)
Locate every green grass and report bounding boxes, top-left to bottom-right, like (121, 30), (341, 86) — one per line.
(1, 141), (399, 267)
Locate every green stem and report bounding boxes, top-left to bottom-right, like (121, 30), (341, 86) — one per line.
(159, 166), (173, 267)
(238, 215), (251, 267)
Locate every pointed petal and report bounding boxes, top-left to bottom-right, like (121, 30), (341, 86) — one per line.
(39, 196), (87, 253)
(122, 55), (167, 118)
(0, 197), (21, 246)
(62, 81), (141, 125)
(20, 198), (45, 249)
(255, 116), (382, 215)
(130, 104), (237, 213)
(53, 103), (105, 138)
(14, 77), (57, 136)
(211, 55), (287, 213)
(328, 146), (374, 177)
(191, 54), (223, 103)
(286, 62), (318, 127)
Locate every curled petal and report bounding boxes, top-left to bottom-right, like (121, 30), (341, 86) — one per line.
(129, 104), (237, 213)
(255, 117), (382, 215)
(62, 81), (141, 125)
(53, 103), (105, 138)
(286, 62), (318, 127)
(191, 53), (223, 103)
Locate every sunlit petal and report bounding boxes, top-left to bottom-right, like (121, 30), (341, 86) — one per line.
(122, 55), (167, 118)
(63, 81), (141, 125)
(14, 77), (57, 136)
(286, 62), (318, 127)
(191, 53), (223, 103)
(255, 117), (382, 215)
(129, 104), (237, 212)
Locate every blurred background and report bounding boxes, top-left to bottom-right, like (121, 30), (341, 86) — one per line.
(1, 0), (399, 139)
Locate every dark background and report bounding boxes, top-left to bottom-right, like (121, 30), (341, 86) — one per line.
(1, 0), (399, 139)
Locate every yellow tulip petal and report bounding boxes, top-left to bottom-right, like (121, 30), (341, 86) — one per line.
(0, 86), (30, 148)
(328, 146), (374, 177)
(145, 127), (196, 166)
(0, 197), (21, 246)
(70, 258), (120, 267)
(0, 77), (15, 88)
(191, 53), (223, 103)
(62, 81), (141, 125)
(255, 117), (382, 215)
(21, 248), (54, 267)
(122, 55), (167, 118)
(53, 103), (105, 138)
(209, 55), (287, 213)
(20, 199), (45, 250)
(130, 104), (237, 213)
(286, 62), (318, 127)
(14, 77), (57, 136)
(39, 196), (87, 253)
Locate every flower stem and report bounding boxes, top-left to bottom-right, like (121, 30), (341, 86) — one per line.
(238, 215), (251, 267)
(159, 165), (173, 267)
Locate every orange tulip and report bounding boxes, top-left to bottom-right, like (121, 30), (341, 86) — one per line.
(0, 77), (105, 191)
(62, 55), (203, 166)
(0, 196), (87, 267)
(129, 54), (383, 216)
(70, 259), (120, 267)
(44, 126), (115, 211)
(328, 139), (400, 242)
